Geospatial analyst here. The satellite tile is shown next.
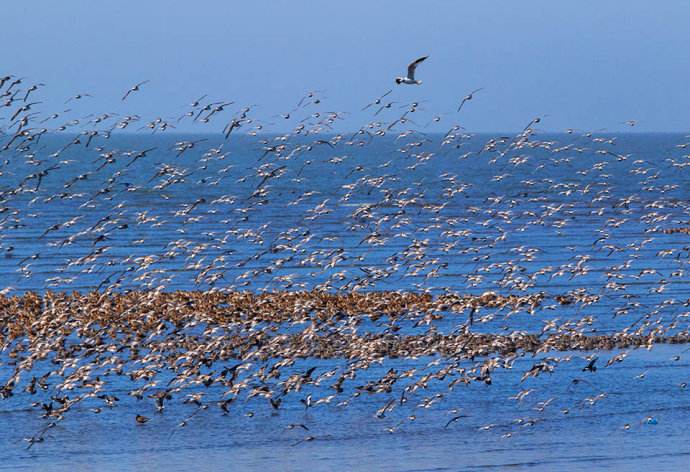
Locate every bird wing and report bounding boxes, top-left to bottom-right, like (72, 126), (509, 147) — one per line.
(444, 415), (466, 428)
(407, 56), (429, 80)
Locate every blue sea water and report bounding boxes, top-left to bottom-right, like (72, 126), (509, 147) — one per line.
(2, 346), (690, 471)
(1, 131), (690, 470)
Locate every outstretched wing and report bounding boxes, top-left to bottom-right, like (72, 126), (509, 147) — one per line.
(407, 56), (429, 80)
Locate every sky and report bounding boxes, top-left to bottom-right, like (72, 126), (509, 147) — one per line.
(2, 1), (690, 133)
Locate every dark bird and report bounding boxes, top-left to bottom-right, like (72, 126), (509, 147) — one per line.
(444, 414), (468, 428)
(582, 356), (598, 372)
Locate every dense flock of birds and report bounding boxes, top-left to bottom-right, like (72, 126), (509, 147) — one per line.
(1, 69), (690, 449)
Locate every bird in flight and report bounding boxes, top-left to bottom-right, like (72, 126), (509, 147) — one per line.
(395, 56), (428, 85)
(65, 93), (92, 104)
(122, 80), (150, 101)
(457, 88), (482, 112)
(362, 89), (392, 111)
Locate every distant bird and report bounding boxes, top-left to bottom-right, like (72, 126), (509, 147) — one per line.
(457, 88), (482, 112)
(122, 80), (150, 101)
(395, 56), (428, 85)
(362, 89), (392, 110)
(190, 94), (207, 107)
(582, 356), (598, 372)
(135, 414), (150, 424)
(287, 423), (310, 431)
(23, 83), (45, 102)
(444, 414), (467, 428)
(292, 436), (315, 446)
(65, 93), (92, 104)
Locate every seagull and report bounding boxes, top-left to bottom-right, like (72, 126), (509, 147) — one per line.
(362, 89), (392, 110)
(457, 88), (482, 112)
(444, 414), (468, 428)
(122, 80), (150, 101)
(65, 93), (92, 104)
(395, 56), (429, 85)
(190, 94), (207, 107)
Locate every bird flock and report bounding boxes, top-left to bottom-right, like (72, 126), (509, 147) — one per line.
(1, 70), (690, 449)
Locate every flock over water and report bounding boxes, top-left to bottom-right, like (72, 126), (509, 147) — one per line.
(1, 73), (690, 468)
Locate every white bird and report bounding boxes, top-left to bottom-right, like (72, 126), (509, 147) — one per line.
(395, 56), (428, 85)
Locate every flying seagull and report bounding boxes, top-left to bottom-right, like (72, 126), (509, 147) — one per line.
(122, 80), (150, 101)
(395, 56), (428, 85)
(457, 88), (482, 112)
(362, 89), (392, 111)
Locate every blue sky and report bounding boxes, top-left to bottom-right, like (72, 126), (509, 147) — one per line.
(3, 1), (690, 132)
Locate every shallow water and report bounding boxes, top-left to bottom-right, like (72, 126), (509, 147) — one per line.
(3, 345), (689, 471)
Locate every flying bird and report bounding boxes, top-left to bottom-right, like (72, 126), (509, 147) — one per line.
(457, 88), (482, 112)
(395, 56), (429, 85)
(122, 80), (150, 101)
(362, 89), (392, 110)
(444, 414), (468, 428)
(65, 93), (92, 104)
(582, 356), (598, 372)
